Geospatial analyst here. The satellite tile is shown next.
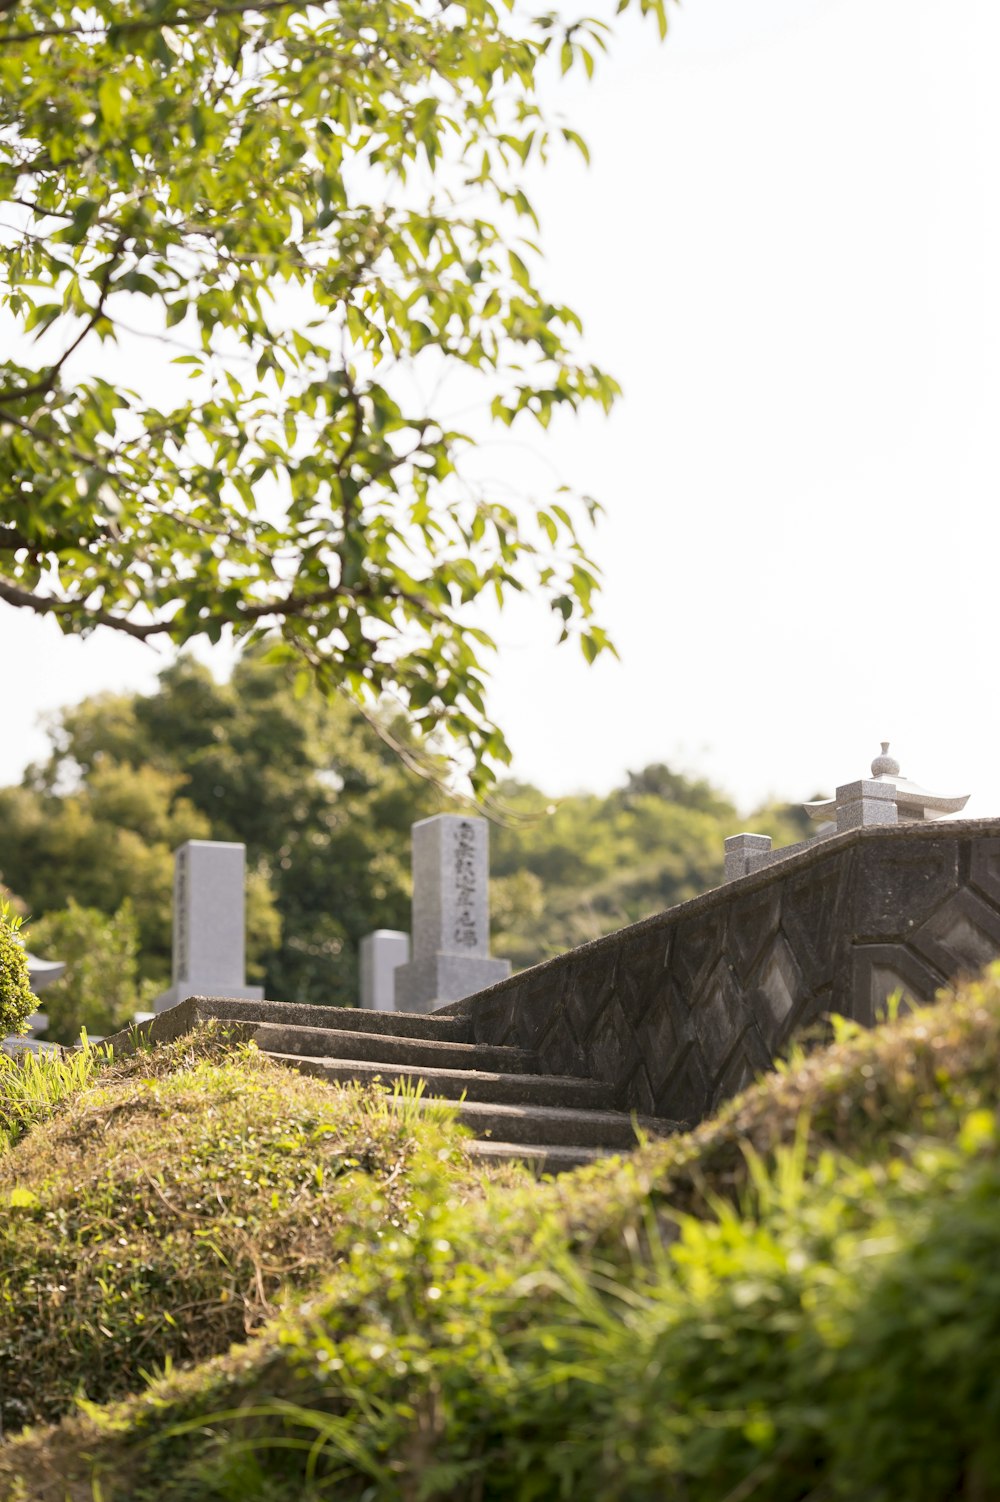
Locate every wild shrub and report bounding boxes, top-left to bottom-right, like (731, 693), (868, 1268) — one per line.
(0, 900), (32, 1038)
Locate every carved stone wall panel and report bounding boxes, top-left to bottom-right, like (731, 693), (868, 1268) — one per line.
(748, 931), (803, 1048)
(560, 951), (619, 1051)
(690, 959), (755, 1079)
(615, 930), (671, 1030)
(909, 887), (1000, 983)
(850, 943), (947, 1026)
(671, 908), (729, 1000)
(503, 966), (562, 1052)
(725, 884), (783, 981)
(532, 1010), (588, 1080)
(969, 838), (1000, 911)
(585, 992), (643, 1092)
(448, 821), (1000, 1129)
(625, 1060), (659, 1118)
(710, 1022), (773, 1115)
(633, 984), (688, 1102)
(655, 1042), (710, 1123)
(779, 855), (854, 991)
(851, 840), (960, 940)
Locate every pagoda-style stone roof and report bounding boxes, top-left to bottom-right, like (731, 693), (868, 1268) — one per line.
(805, 742), (969, 824)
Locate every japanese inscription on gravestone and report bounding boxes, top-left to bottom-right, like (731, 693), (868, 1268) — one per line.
(173, 845), (189, 985)
(453, 820), (479, 949)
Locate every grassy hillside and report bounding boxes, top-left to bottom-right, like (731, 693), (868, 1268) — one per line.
(4, 971), (1000, 1500)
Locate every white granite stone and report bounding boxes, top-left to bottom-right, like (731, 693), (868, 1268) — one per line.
(359, 929), (410, 1011)
(154, 840), (263, 1013)
(724, 832), (773, 881)
(394, 815), (511, 1012)
(835, 779), (899, 832)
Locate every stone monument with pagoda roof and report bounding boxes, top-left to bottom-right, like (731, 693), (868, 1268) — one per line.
(724, 742), (970, 881)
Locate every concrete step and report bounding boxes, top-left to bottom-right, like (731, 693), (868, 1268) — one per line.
(443, 1097), (672, 1151)
(266, 1052), (617, 1111)
(470, 1140), (611, 1173)
(249, 1022), (537, 1075)
(172, 996), (474, 1043)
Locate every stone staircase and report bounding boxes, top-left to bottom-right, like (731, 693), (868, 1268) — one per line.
(130, 997), (679, 1172)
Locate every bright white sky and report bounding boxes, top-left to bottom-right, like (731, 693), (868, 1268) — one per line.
(3, 0), (999, 818)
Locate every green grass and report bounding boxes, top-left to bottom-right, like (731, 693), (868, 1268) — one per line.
(5, 973), (1000, 1501)
(0, 1031), (109, 1150)
(0, 1025), (478, 1435)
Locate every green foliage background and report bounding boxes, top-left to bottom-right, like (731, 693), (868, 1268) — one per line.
(0, 658), (806, 1041)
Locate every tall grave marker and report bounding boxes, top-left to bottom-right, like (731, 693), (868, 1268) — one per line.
(393, 814), (510, 1012)
(154, 840), (264, 1013)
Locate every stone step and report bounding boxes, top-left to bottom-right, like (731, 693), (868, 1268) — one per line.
(271, 1051), (671, 1152)
(470, 1140), (610, 1173)
(442, 1097), (672, 1151)
(248, 1022), (537, 1075)
(171, 995), (474, 1043)
(266, 1052), (617, 1111)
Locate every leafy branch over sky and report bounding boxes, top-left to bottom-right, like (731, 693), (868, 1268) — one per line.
(0, 0), (669, 790)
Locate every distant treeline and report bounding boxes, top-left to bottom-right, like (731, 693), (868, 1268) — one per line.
(0, 656), (809, 1042)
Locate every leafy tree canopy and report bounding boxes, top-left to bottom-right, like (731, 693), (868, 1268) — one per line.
(0, 0), (670, 791)
(26, 898), (142, 1040)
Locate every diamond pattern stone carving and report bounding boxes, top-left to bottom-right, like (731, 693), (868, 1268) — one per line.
(751, 932), (802, 1046)
(460, 822), (1000, 1130)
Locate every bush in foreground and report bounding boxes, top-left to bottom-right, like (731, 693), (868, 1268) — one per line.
(5, 972), (1000, 1500)
(0, 901), (32, 1038)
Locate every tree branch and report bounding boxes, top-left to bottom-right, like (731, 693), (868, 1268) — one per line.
(0, 576), (166, 639)
(0, 234), (126, 407)
(0, 0), (317, 48)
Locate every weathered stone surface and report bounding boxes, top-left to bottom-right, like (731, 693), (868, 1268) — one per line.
(448, 819), (1000, 1129)
(849, 943), (947, 1026)
(726, 884), (783, 979)
(394, 815), (511, 1011)
(359, 930), (410, 1011)
(970, 837), (1000, 910)
(154, 841), (263, 1012)
(835, 778), (898, 831)
(749, 932), (803, 1047)
(909, 888), (1000, 983)
(850, 840), (960, 939)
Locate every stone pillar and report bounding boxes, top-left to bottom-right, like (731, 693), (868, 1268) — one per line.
(393, 815), (511, 1013)
(724, 833), (773, 881)
(835, 779), (898, 832)
(359, 930), (410, 1011)
(154, 840), (264, 1013)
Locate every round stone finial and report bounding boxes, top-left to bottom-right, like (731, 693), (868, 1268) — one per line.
(871, 741), (901, 779)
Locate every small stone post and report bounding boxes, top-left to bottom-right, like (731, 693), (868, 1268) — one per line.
(393, 814), (511, 1012)
(154, 840), (264, 1013)
(724, 833), (773, 881)
(834, 779), (898, 832)
(359, 930), (410, 1011)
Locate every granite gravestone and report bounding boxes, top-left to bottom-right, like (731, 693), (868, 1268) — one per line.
(154, 840), (264, 1013)
(393, 814), (510, 1012)
(359, 929), (410, 1011)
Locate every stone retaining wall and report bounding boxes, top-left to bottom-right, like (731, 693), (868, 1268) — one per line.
(446, 819), (1000, 1125)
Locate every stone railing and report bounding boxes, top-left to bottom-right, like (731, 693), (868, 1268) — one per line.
(442, 818), (1000, 1126)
